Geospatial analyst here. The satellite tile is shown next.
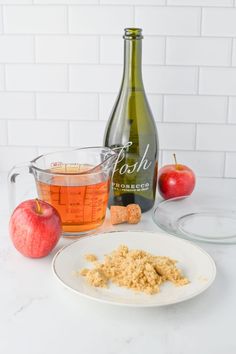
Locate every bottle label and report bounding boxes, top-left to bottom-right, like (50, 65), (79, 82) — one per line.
(112, 182), (150, 193)
(113, 141), (152, 175)
(112, 141), (155, 193)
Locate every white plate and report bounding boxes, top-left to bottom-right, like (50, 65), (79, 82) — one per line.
(52, 231), (216, 307)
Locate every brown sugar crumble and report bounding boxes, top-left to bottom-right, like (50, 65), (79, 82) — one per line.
(79, 245), (189, 295)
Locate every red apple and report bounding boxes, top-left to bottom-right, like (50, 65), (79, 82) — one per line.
(158, 154), (196, 200)
(9, 199), (62, 258)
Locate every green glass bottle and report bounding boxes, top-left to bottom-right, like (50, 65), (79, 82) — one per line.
(104, 28), (159, 212)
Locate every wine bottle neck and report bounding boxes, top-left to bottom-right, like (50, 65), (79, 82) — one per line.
(122, 38), (144, 90)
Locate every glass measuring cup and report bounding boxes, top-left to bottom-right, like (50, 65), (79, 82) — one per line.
(8, 147), (117, 237)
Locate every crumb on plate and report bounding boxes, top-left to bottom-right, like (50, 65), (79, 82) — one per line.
(85, 254), (98, 262)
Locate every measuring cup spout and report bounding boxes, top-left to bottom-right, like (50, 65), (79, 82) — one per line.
(99, 148), (118, 174)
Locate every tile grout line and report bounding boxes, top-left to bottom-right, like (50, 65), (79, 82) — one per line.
(66, 65), (70, 92)
(66, 5), (70, 93)
(226, 96), (230, 124)
(66, 4), (69, 34)
(34, 92), (37, 120)
(196, 66), (200, 95)
(5, 119), (9, 145)
(133, 5), (136, 26)
(2, 64), (6, 92)
(33, 35), (36, 63)
(229, 37), (234, 66)
(98, 35), (101, 64)
(194, 124), (198, 151)
(2, 90), (236, 101)
(67, 120), (70, 147)
(1, 34), (236, 39)
(98, 93), (101, 121)
(5, 63), (236, 69)
(4, 118), (236, 126)
(6, 118), (10, 146)
(223, 152), (227, 177)
(1, 5), (4, 34)
(199, 6), (203, 36)
(196, 6), (202, 98)
(2, 143), (235, 157)
(163, 36), (167, 65)
(194, 123), (198, 151)
(2, 4), (234, 8)
(1, 5), (6, 95)
(1, 144), (233, 154)
(1, 5), (8, 151)
(161, 95), (165, 122)
(33, 34), (37, 120)
(0, 90), (235, 98)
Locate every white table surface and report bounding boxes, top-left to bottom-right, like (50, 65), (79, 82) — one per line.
(1, 174), (236, 354)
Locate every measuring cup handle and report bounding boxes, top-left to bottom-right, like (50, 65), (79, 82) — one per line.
(8, 162), (33, 212)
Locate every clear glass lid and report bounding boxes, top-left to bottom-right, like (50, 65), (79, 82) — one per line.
(153, 188), (236, 244)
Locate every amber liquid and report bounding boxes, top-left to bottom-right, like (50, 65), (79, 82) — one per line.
(36, 165), (110, 234)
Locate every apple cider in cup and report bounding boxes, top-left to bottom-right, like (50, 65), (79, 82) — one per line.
(36, 164), (110, 234)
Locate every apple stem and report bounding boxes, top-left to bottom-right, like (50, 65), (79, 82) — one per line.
(35, 198), (42, 215)
(173, 153), (178, 166)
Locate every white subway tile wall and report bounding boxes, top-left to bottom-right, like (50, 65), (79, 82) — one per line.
(36, 93), (99, 120)
(167, 0), (233, 5)
(199, 68), (236, 95)
(225, 152), (236, 177)
(35, 36), (99, 64)
(0, 1), (236, 177)
(0, 36), (34, 63)
(100, 36), (165, 65)
(0, 93), (35, 119)
(202, 8), (236, 37)
(69, 121), (107, 146)
(99, 93), (163, 121)
(3, 6), (68, 34)
(143, 66), (198, 94)
(69, 64), (123, 92)
(0, 120), (7, 145)
(0, 65), (5, 90)
(166, 37), (231, 66)
(162, 151), (225, 177)
(0, 7), (2, 33)
(135, 7), (201, 36)
(0, 147), (37, 172)
(196, 124), (236, 151)
(6, 64), (68, 91)
(8, 120), (69, 146)
(69, 6), (133, 34)
(164, 96), (228, 123)
(228, 97), (236, 122)
(158, 123), (196, 150)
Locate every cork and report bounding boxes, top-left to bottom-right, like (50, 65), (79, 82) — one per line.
(110, 204), (141, 225)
